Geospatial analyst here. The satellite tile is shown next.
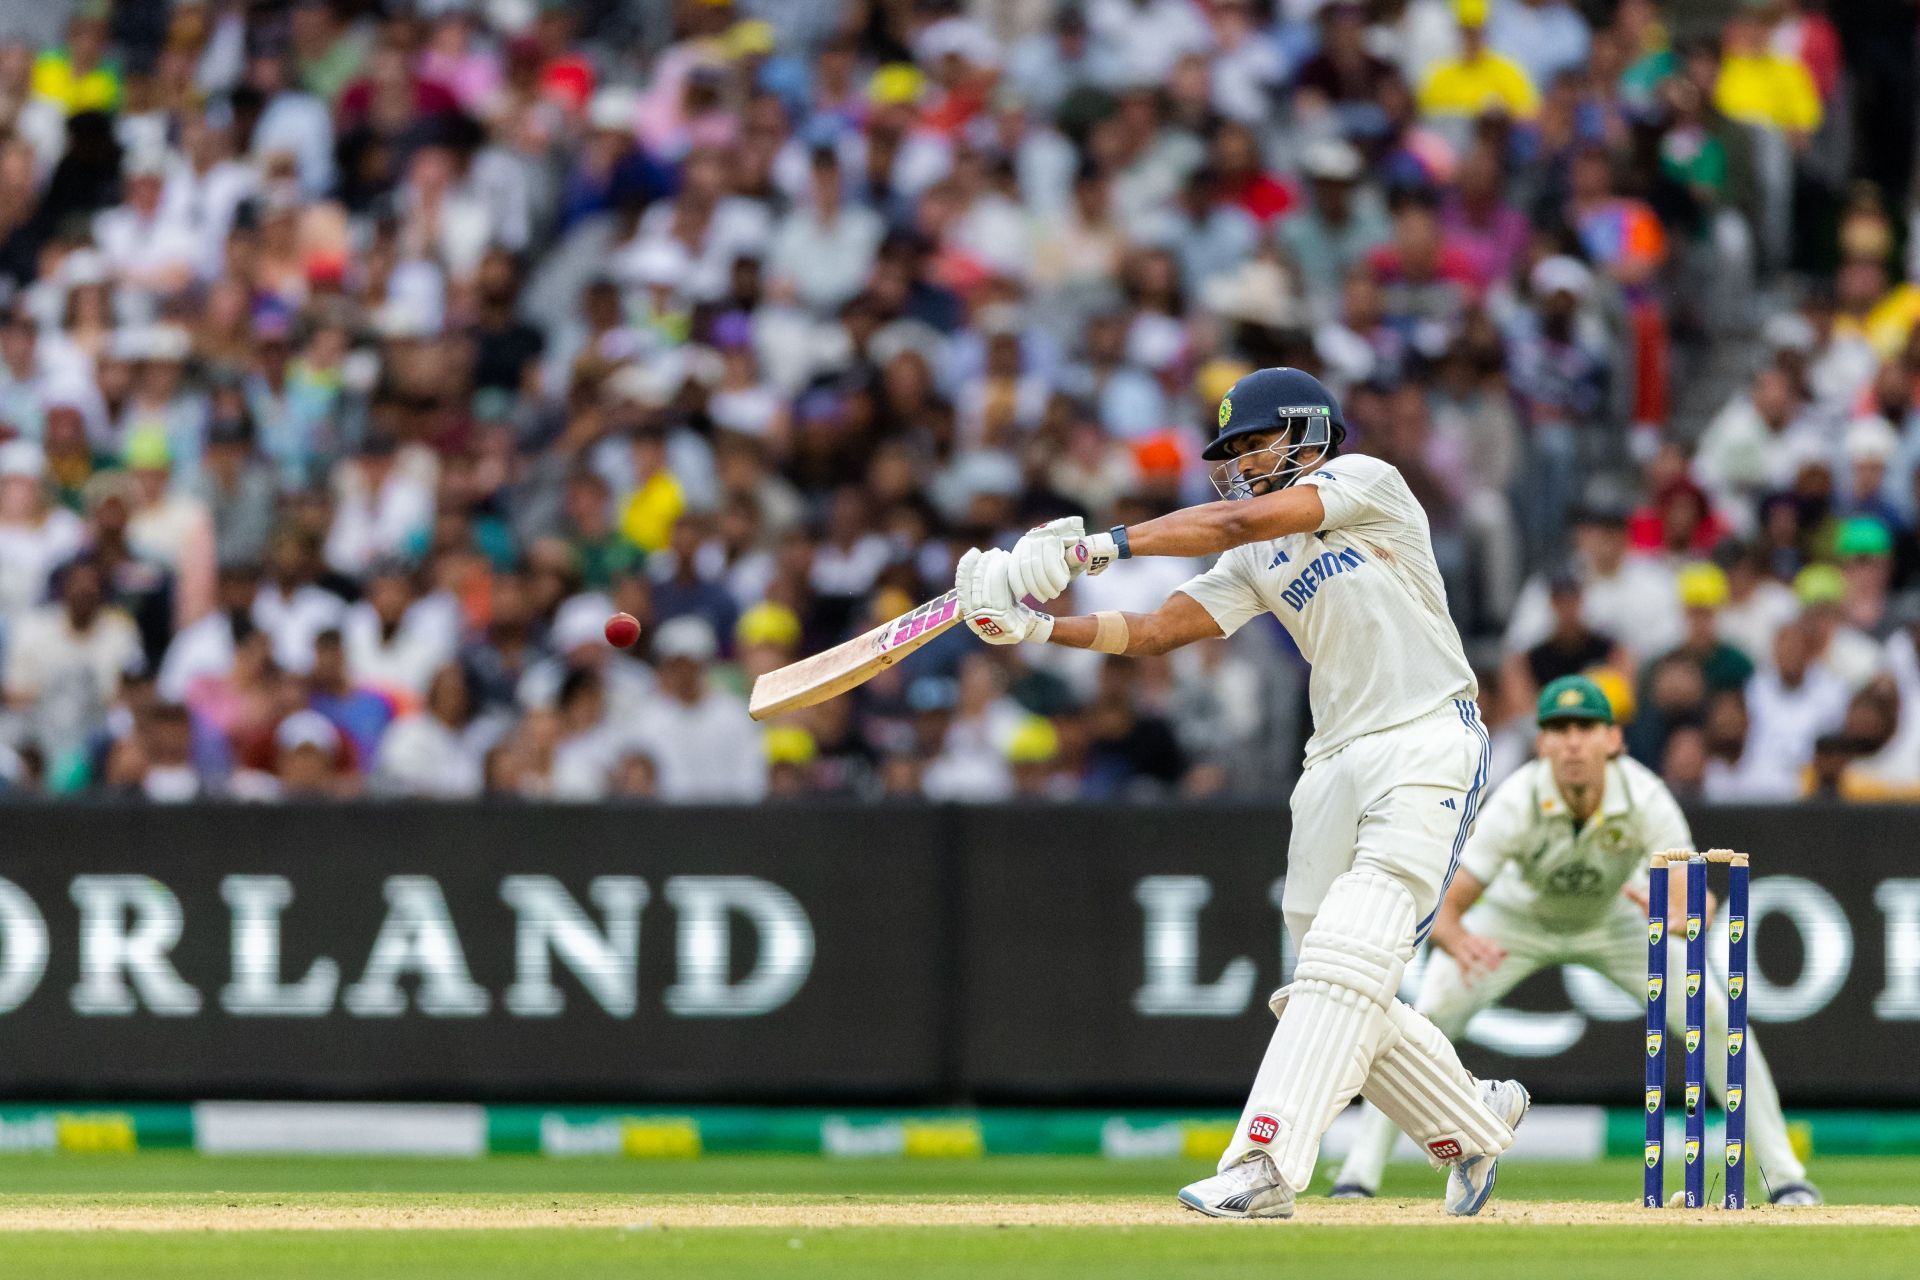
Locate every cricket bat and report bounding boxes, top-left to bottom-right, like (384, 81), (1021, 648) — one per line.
(748, 591), (962, 721)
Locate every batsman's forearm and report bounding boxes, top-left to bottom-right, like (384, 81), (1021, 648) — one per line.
(1047, 613), (1174, 656)
(1121, 487), (1325, 557)
(1120, 502), (1261, 558)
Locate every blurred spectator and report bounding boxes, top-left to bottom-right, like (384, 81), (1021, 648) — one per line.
(374, 663), (487, 799)
(1506, 503), (1678, 665)
(0, 440), (86, 627)
(1794, 563), (1884, 690)
(190, 410), (277, 568)
(629, 615), (764, 801)
(307, 628), (396, 768)
(1502, 570), (1625, 711)
(1486, 0), (1591, 97)
(235, 707), (357, 800)
(1280, 138), (1391, 314)
(1742, 619), (1850, 797)
(342, 561), (457, 699)
(6, 555), (140, 767)
(1418, 1), (1539, 123)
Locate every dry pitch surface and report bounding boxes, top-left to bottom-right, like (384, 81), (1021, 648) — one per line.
(1, 1156), (1915, 1279)
(0, 1195), (1916, 1231)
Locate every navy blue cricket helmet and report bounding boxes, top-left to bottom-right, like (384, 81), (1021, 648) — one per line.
(1202, 367), (1346, 498)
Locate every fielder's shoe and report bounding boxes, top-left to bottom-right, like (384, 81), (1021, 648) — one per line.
(1327, 1183), (1376, 1200)
(1178, 1152), (1296, 1220)
(1444, 1078), (1532, 1218)
(1769, 1182), (1823, 1207)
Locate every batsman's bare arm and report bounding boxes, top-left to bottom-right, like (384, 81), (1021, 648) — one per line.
(1123, 483), (1327, 558)
(1047, 486), (1329, 656)
(1047, 591), (1219, 656)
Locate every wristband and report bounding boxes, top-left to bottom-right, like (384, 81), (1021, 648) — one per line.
(1081, 531), (1120, 575)
(1030, 613), (1055, 645)
(1109, 525), (1132, 560)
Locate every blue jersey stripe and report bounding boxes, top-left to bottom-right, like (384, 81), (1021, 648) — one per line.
(1414, 699), (1491, 946)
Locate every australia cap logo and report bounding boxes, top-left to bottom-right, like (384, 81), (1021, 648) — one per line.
(1727, 1086), (1743, 1113)
(1687, 914), (1702, 942)
(1686, 971), (1701, 998)
(1644, 1142), (1661, 1169)
(1729, 917), (1745, 944)
(1646, 975), (1663, 1001)
(1685, 1028), (1701, 1053)
(1728, 1030), (1745, 1057)
(1646, 1032), (1663, 1057)
(1727, 1140), (1743, 1167)
(1645, 1087), (1663, 1114)
(1728, 974), (1744, 1000)
(1649, 919), (1665, 945)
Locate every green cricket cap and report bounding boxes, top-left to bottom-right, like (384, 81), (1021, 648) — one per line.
(1835, 515), (1893, 559)
(1537, 674), (1614, 726)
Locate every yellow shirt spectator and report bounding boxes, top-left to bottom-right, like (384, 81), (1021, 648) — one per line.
(1418, 50), (1539, 121)
(618, 470), (687, 554)
(1714, 52), (1821, 133)
(30, 50), (120, 113)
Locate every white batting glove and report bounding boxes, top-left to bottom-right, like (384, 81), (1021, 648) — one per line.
(1006, 517), (1085, 603)
(956, 547), (1053, 645)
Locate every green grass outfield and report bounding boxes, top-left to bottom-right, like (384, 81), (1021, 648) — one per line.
(0, 1154), (1915, 1279)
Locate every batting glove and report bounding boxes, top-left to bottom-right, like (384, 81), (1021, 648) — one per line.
(957, 547), (1053, 645)
(1006, 517), (1085, 604)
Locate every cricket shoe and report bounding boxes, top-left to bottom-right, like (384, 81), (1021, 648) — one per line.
(1769, 1182), (1823, 1206)
(1444, 1078), (1532, 1217)
(1327, 1184), (1375, 1200)
(1178, 1152), (1296, 1219)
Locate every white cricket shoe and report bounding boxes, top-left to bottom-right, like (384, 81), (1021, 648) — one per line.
(1444, 1078), (1531, 1217)
(1769, 1182), (1823, 1206)
(1178, 1152), (1296, 1219)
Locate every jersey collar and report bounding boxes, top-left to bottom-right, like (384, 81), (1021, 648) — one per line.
(1533, 759), (1634, 822)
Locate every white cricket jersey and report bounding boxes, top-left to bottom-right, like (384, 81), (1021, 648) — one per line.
(1458, 755), (1693, 930)
(1177, 453), (1476, 765)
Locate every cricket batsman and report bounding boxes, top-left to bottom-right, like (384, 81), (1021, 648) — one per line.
(954, 368), (1526, 1218)
(1328, 674), (1821, 1204)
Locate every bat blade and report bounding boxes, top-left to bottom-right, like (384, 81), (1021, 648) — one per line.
(748, 590), (963, 721)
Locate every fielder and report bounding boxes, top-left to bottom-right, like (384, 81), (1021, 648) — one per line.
(955, 367), (1525, 1219)
(1329, 674), (1820, 1205)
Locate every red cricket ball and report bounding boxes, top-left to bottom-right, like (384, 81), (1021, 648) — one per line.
(604, 612), (642, 648)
